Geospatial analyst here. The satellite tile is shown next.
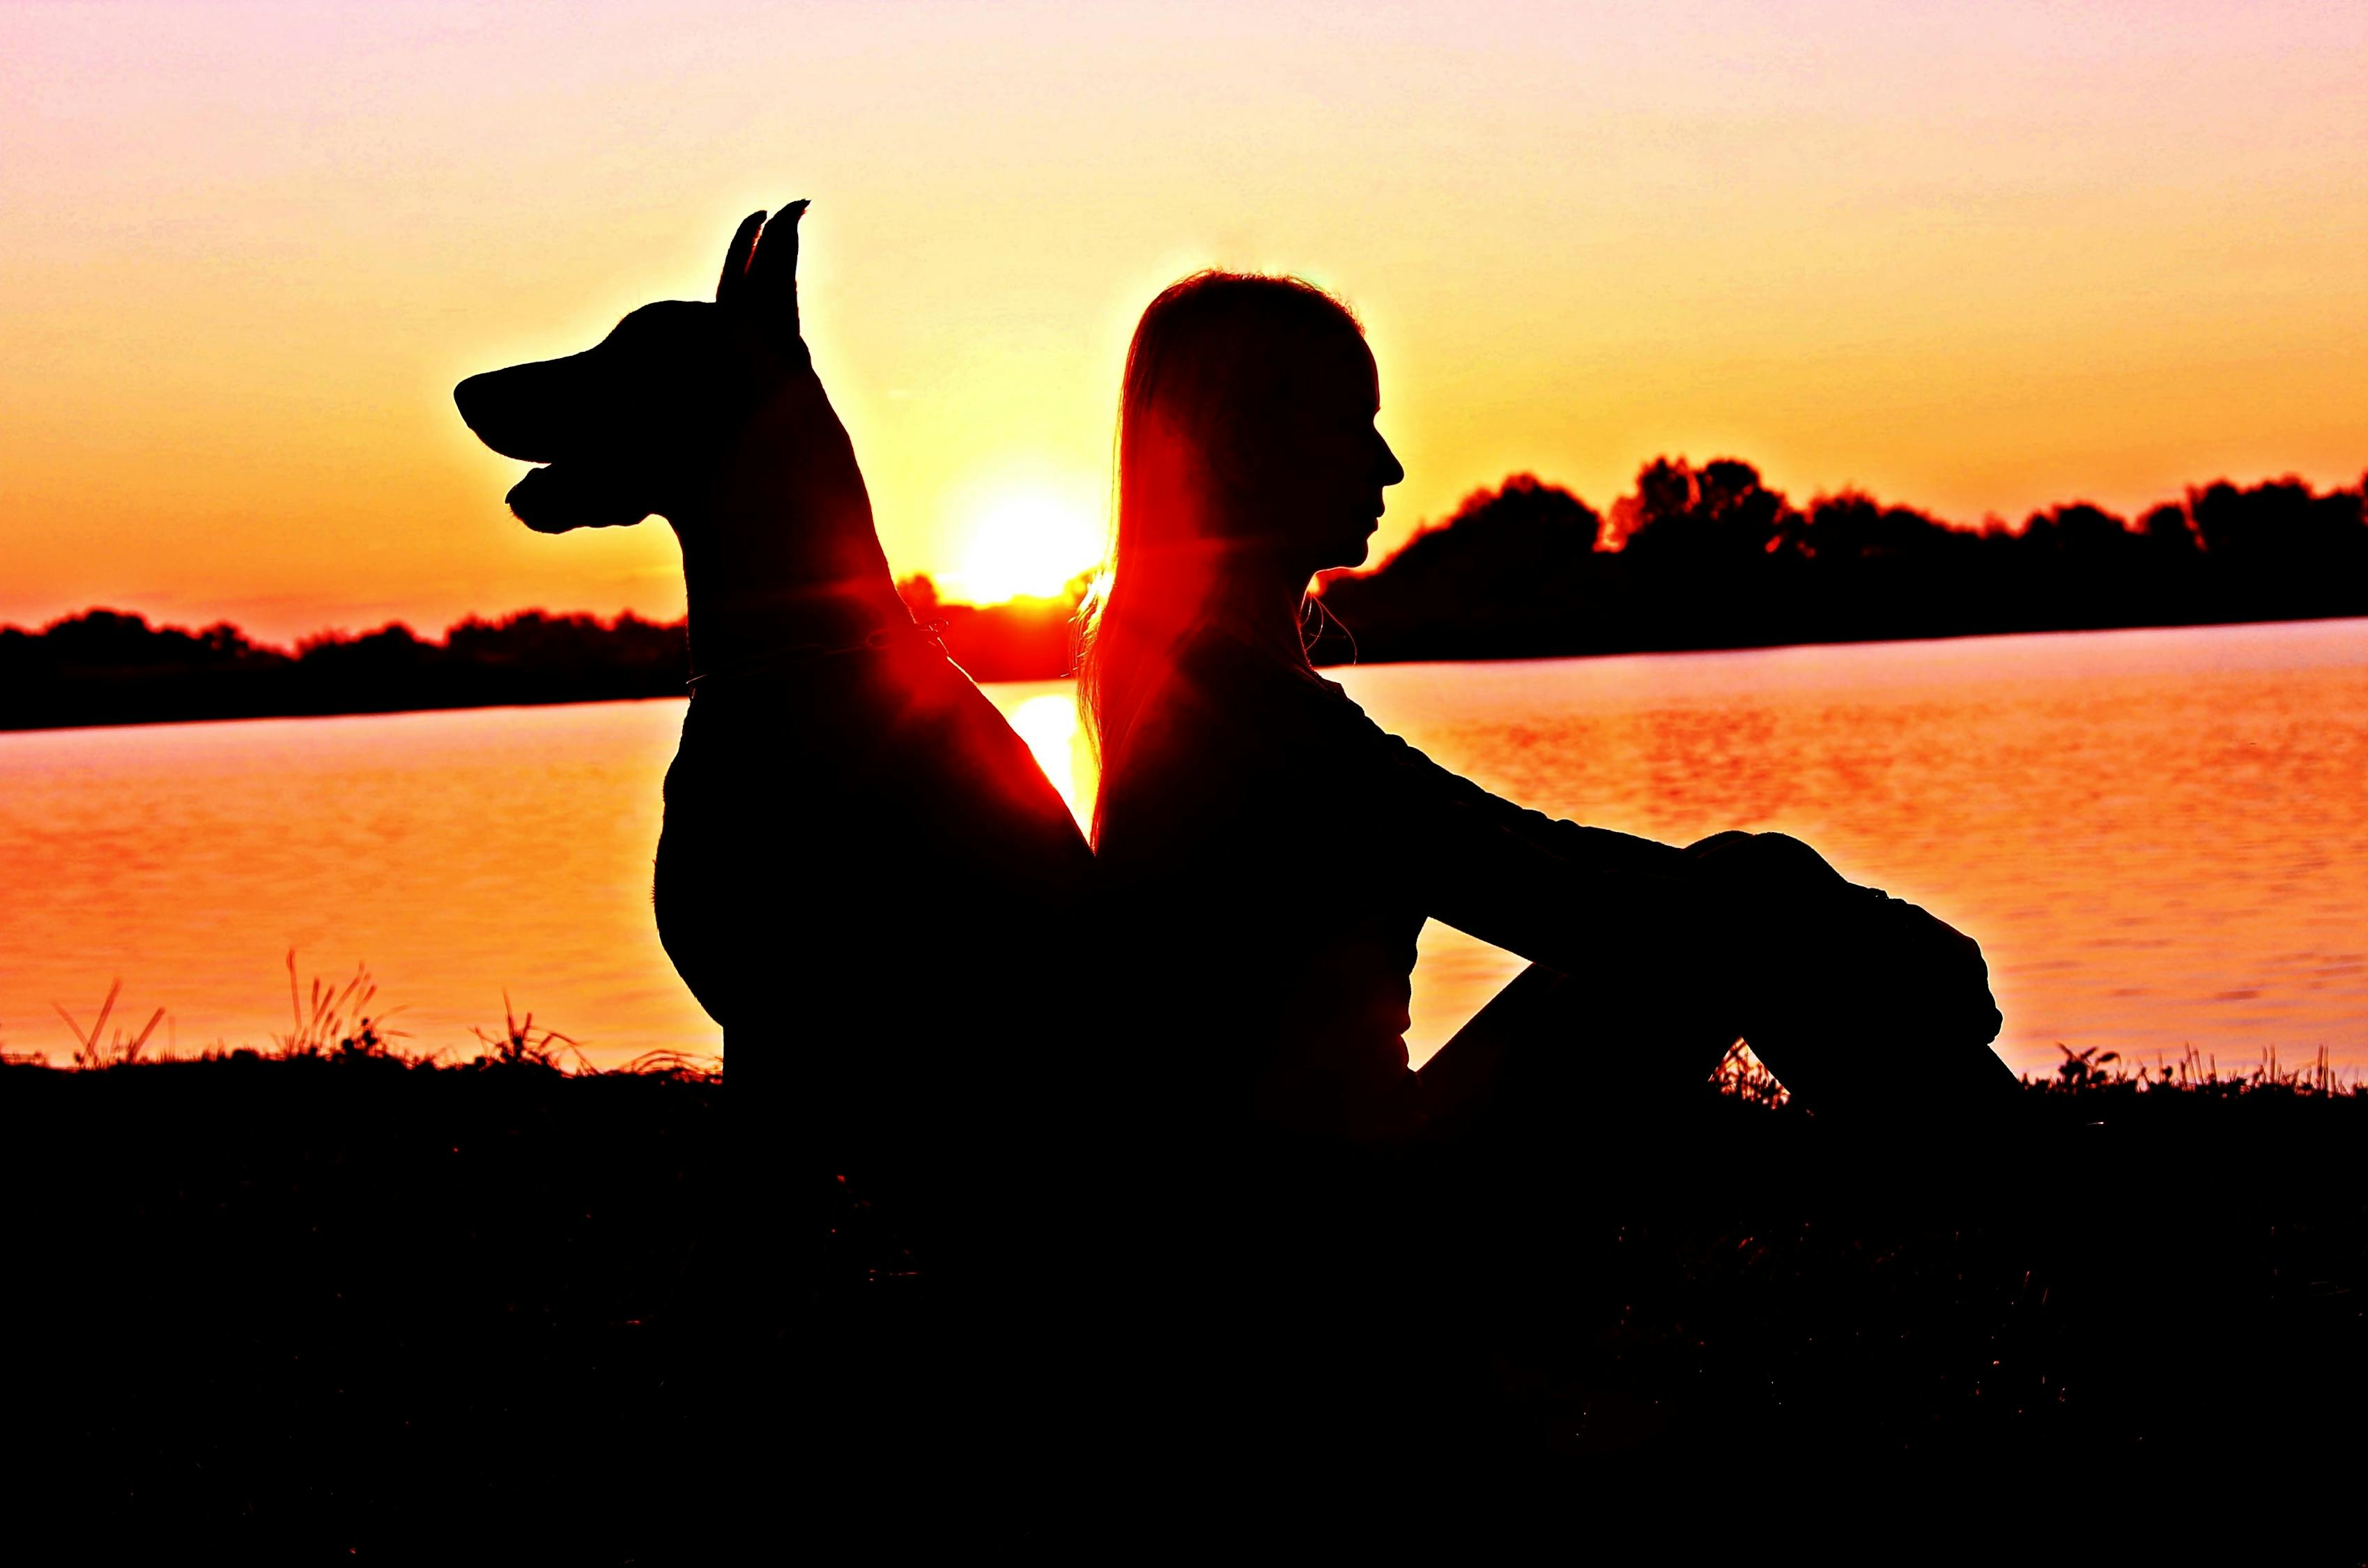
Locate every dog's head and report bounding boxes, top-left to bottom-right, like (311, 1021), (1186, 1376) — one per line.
(453, 202), (812, 534)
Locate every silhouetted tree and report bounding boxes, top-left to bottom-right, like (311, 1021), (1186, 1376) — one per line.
(298, 622), (434, 675)
(1611, 457), (1794, 563)
(2020, 502), (2132, 556)
(1797, 492), (1962, 561)
(2138, 502), (2199, 553)
(1316, 461), (2367, 666)
(0, 608), (691, 730)
(1315, 475), (1606, 660)
(33, 608), (277, 672)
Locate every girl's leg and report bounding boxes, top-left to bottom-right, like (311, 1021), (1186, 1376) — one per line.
(1412, 826), (1750, 1142)
(1410, 827), (2021, 1141)
(1685, 831), (2022, 1123)
(1414, 957), (1739, 1149)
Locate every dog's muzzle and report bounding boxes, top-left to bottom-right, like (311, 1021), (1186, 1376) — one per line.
(454, 360), (583, 463)
(455, 358), (655, 533)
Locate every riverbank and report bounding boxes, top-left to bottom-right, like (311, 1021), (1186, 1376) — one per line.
(5, 1052), (2361, 1557)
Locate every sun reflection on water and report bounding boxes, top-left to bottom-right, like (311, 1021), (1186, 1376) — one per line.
(1006, 691), (1096, 832)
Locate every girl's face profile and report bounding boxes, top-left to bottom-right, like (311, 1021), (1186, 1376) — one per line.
(1250, 332), (1404, 575)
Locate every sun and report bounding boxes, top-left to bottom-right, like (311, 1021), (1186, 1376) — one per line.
(946, 492), (1105, 604)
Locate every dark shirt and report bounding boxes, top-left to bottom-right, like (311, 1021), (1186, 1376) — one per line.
(1095, 624), (1694, 1143)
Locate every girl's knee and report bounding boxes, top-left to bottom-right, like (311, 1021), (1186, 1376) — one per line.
(1682, 829), (1755, 859)
(1686, 829), (1838, 895)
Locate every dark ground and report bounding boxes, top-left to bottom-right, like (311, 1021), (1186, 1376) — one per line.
(4, 1056), (2363, 1562)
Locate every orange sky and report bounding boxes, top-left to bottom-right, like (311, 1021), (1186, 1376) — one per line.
(4, 1), (2364, 642)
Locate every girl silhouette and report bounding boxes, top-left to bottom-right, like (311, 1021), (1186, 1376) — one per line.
(1081, 272), (2015, 1151)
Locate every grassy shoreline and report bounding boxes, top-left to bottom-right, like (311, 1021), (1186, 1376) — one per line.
(6, 1045), (2364, 1555)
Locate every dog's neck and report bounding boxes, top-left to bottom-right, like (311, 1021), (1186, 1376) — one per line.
(668, 374), (911, 675)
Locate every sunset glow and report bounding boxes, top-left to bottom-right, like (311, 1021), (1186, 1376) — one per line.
(943, 493), (1105, 606)
(1, 2), (2363, 640)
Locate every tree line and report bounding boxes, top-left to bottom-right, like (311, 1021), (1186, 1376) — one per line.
(6, 459), (2362, 730)
(1313, 461), (2368, 663)
(0, 610), (690, 731)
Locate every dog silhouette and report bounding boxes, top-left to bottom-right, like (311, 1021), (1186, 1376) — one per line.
(453, 206), (1100, 1266)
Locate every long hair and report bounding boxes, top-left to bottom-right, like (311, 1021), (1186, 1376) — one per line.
(1077, 270), (1364, 842)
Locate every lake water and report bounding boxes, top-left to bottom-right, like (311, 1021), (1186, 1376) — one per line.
(3, 619), (2364, 1081)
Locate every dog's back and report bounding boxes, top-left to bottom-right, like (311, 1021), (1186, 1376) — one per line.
(655, 636), (1093, 1044)
(657, 634), (1103, 1243)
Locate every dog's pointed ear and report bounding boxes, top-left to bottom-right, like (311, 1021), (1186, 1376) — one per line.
(715, 209), (767, 308)
(741, 199), (810, 351)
